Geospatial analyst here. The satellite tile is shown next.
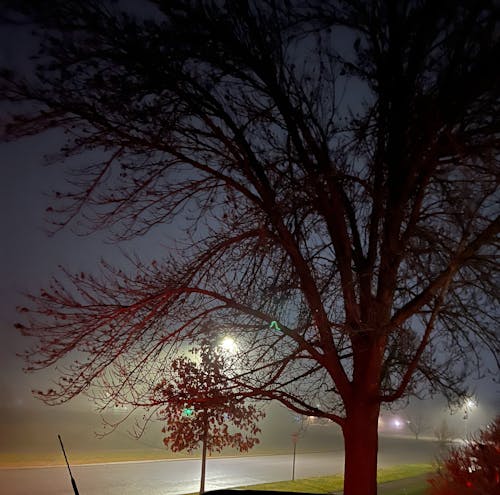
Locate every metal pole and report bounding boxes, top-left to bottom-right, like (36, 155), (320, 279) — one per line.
(291, 431), (299, 481)
(200, 414), (209, 494)
(58, 435), (80, 495)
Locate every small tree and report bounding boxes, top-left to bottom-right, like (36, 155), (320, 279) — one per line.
(153, 341), (264, 494)
(428, 416), (500, 495)
(434, 418), (456, 444)
(405, 412), (428, 440)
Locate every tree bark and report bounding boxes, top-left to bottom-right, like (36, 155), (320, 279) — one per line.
(342, 401), (380, 495)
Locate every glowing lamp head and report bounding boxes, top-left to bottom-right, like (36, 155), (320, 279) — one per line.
(220, 336), (238, 354)
(392, 417), (403, 429)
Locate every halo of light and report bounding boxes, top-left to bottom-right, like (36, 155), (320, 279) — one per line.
(220, 336), (238, 354)
(392, 417), (403, 429)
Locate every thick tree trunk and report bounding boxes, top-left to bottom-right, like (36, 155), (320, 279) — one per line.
(342, 401), (380, 495)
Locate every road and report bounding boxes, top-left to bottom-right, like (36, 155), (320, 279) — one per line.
(0, 436), (441, 495)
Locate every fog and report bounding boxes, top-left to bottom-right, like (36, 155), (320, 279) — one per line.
(1, 385), (497, 468)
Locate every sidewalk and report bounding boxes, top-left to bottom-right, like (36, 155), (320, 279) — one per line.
(332, 473), (430, 495)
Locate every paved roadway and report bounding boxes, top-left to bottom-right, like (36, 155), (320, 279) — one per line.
(0, 436), (442, 495)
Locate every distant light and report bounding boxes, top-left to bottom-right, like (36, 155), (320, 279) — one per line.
(465, 398), (477, 409)
(392, 417), (403, 429)
(220, 336), (238, 353)
(182, 406), (194, 417)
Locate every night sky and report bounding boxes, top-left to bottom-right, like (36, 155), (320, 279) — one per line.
(0, 15), (176, 412)
(0, 3), (498, 455)
(0, 130), (177, 410)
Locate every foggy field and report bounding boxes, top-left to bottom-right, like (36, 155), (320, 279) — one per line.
(0, 405), (346, 467)
(0, 392), (449, 493)
(2, 397), (495, 468)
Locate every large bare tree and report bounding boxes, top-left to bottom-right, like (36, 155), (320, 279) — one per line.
(1, 1), (499, 494)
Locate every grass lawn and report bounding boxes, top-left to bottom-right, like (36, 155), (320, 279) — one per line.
(238, 464), (434, 494)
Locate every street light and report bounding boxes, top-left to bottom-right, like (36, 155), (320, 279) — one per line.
(463, 397), (477, 439)
(392, 418), (403, 429)
(220, 336), (238, 354)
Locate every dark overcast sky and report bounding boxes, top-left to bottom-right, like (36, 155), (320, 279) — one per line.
(0, 131), (178, 408)
(0, 3), (497, 422)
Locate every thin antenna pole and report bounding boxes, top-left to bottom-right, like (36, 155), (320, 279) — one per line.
(58, 434), (80, 495)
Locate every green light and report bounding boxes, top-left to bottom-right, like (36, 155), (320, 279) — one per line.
(182, 406), (194, 417)
(270, 320), (281, 331)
